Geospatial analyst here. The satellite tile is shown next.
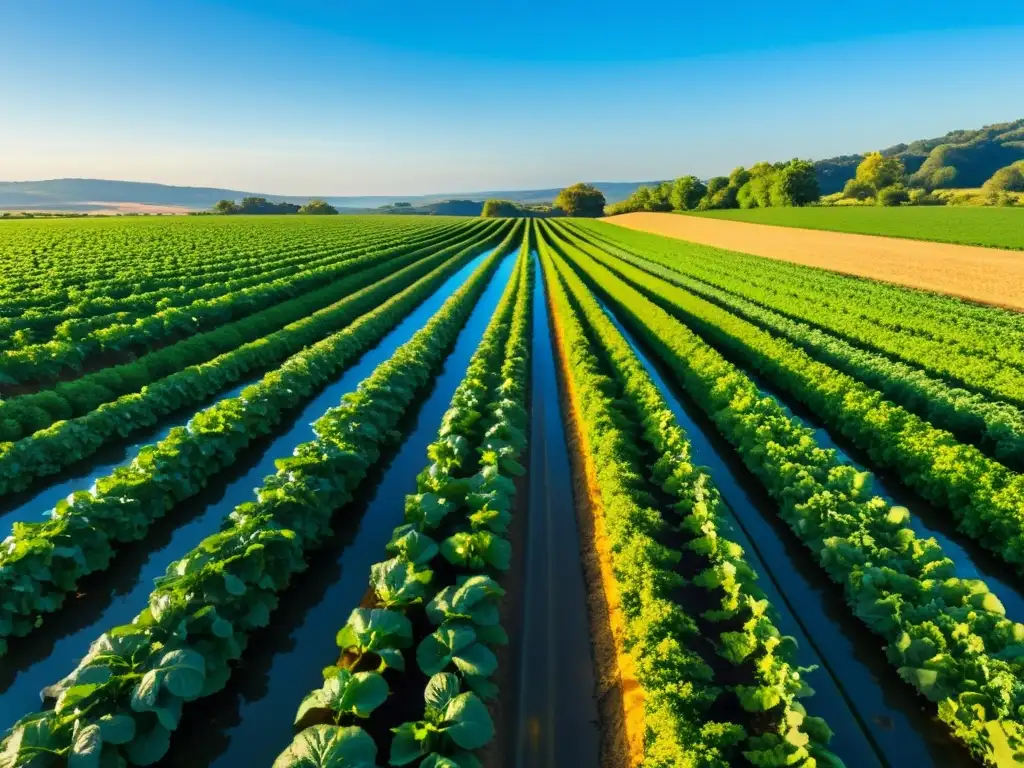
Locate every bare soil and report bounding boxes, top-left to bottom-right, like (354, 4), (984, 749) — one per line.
(604, 212), (1024, 311)
(547, 290), (645, 768)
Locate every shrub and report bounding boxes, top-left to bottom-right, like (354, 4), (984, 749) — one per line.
(842, 178), (874, 200)
(908, 188), (944, 206)
(877, 184), (910, 206)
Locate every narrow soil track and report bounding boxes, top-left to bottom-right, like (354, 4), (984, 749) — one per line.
(604, 212), (1024, 311)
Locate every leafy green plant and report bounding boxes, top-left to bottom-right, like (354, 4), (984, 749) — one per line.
(277, 223), (533, 768)
(0, 224), (524, 766)
(551, 219), (1024, 762)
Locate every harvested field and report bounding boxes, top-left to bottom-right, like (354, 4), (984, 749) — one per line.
(604, 211), (1024, 311)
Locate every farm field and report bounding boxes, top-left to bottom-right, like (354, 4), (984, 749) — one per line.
(688, 205), (1024, 250)
(604, 210), (1024, 311)
(1, 214), (1024, 768)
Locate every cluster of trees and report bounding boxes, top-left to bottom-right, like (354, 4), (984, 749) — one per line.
(553, 183), (606, 217)
(212, 197), (338, 215)
(838, 152), (914, 205)
(984, 161), (1024, 193)
(480, 199), (558, 218)
(836, 152), (1022, 206)
(814, 118), (1024, 195)
(608, 159), (819, 214)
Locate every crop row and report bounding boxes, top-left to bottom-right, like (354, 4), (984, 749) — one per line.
(538, 224), (839, 767)
(0, 221), (492, 387)
(552, 222), (1024, 581)
(0, 222), (523, 767)
(275, 224), (533, 768)
(0, 220), (500, 444)
(0, 217), (455, 309)
(559, 225), (1024, 471)
(546, 223), (1024, 764)
(574, 222), (1024, 398)
(0, 222), (509, 500)
(0, 222), (518, 659)
(0, 219), (475, 350)
(578, 219), (1024, 362)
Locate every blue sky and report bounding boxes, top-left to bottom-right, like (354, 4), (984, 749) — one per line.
(1, 1), (1022, 196)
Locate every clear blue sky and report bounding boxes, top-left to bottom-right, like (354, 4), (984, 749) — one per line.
(2, 0), (1022, 196)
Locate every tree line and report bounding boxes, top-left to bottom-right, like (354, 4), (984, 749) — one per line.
(609, 151), (1024, 214)
(607, 159), (819, 214)
(212, 197), (339, 215)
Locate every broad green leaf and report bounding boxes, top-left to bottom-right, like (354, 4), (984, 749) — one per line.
(272, 725), (379, 768)
(387, 528), (439, 566)
(123, 721), (171, 766)
(223, 573), (247, 596)
(131, 669), (162, 711)
(452, 643), (497, 679)
(69, 724), (102, 768)
(424, 673), (461, 713)
(370, 559), (432, 608)
(389, 722), (429, 766)
(443, 692), (494, 750)
(56, 683), (104, 714)
(159, 648), (206, 699)
(97, 713), (136, 745)
(296, 689), (332, 726)
(416, 625), (476, 677)
(338, 672), (389, 718)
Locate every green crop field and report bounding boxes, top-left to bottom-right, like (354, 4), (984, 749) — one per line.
(688, 205), (1024, 249)
(2, 214), (1024, 768)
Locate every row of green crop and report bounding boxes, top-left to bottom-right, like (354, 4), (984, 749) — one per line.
(579, 220), (1024, 364)
(274, 224), (533, 768)
(0, 221), (497, 442)
(0, 219), (387, 311)
(0, 222), (507, 498)
(548, 226), (1024, 764)
(0, 216), (453, 310)
(0, 221), (489, 386)
(575, 222), (1024, 396)
(0, 223), (522, 767)
(538, 224), (839, 767)
(553, 223), (1024, 579)
(558, 225), (1024, 471)
(0, 219), (472, 351)
(0, 223), (517, 659)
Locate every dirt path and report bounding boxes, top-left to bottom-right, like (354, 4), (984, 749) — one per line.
(603, 212), (1024, 311)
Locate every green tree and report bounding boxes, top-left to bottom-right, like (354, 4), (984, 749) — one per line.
(706, 176), (729, 195)
(669, 176), (708, 211)
(877, 184), (910, 206)
(854, 152), (905, 192)
(646, 182), (672, 212)
(842, 178), (874, 201)
(554, 183), (606, 217)
(983, 162), (1024, 192)
(738, 162), (776, 208)
(298, 199), (339, 215)
(212, 199), (239, 214)
(770, 159), (819, 206)
(728, 166), (751, 189)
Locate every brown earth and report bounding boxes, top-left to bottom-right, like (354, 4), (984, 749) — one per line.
(603, 212), (1024, 311)
(547, 286), (645, 768)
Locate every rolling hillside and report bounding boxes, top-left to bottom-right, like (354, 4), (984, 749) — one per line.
(0, 178), (662, 213)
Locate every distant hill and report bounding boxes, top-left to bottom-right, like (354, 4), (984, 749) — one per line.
(0, 179), (661, 213)
(5, 118), (1021, 212)
(814, 118), (1024, 194)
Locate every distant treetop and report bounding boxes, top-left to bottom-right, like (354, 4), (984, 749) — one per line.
(554, 183), (606, 217)
(297, 199), (339, 215)
(212, 197), (301, 215)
